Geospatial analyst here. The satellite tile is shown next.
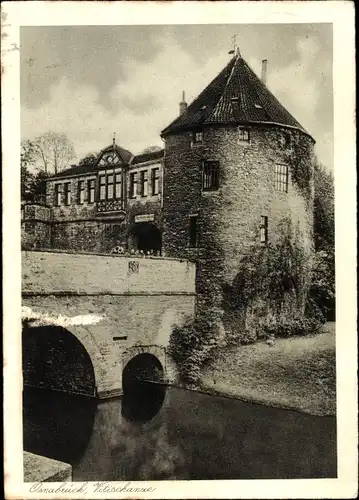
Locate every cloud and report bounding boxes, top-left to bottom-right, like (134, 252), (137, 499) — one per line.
(21, 30), (332, 170)
(22, 33), (230, 159)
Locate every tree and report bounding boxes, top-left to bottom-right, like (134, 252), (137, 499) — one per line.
(313, 159), (334, 251)
(31, 132), (76, 174)
(21, 168), (50, 204)
(311, 158), (335, 320)
(141, 145), (162, 154)
(78, 152), (98, 166)
(21, 165), (35, 202)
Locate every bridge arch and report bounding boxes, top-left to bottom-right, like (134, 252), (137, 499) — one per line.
(121, 346), (168, 422)
(122, 345), (167, 378)
(22, 323), (103, 397)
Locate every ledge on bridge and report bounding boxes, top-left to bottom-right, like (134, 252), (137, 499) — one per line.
(22, 250), (196, 296)
(23, 452), (72, 482)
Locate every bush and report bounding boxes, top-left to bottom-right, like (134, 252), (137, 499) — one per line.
(263, 315), (323, 339)
(21, 232), (37, 250)
(168, 315), (219, 384)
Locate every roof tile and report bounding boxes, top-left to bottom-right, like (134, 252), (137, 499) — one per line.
(161, 54), (311, 137)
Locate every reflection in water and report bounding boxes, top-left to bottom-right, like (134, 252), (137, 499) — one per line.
(122, 353), (165, 423)
(23, 386), (337, 481)
(122, 381), (166, 423)
(23, 388), (97, 464)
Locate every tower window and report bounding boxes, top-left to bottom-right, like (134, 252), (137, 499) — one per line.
(129, 172), (137, 198)
(192, 130), (203, 145)
(275, 164), (289, 192)
(54, 184), (62, 207)
(64, 182), (71, 206)
(140, 170), (148, 197)
(87, 179), (95, 203)
(238, 127), (250, 143)
(189, 215), (198, 248)
(151, 168), (160, 195)
(202, 160), (219, 191)
(77, 180), (85, 204)
(260, 216), (268, 244)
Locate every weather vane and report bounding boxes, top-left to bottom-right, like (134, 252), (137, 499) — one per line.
(229, 35), (237, 55)
(228, 34), (241, 56)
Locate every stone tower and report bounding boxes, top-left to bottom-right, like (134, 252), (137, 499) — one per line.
(161, 51), (315, 335)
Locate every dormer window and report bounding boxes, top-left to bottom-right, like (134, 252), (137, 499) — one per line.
(192, 130), (203, 146)
(238, 127), (250, 143)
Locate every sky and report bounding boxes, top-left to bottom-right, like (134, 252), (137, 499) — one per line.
(20, 23), (333, 170)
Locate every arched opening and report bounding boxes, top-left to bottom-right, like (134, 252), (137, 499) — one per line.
(127, 222), (162, 255)
(22, 324), (96, 397)
(122, 353), (166, 422)
(22, 324), (97, 465)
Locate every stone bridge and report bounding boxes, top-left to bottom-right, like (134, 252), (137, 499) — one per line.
(22, 250), (196, 398)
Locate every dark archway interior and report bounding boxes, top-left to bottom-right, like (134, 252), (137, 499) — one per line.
(22, 324), (96, 397)
(122, 353), (166, 423)
(128, 222), (162, 255)
(23, 387), (97, 465)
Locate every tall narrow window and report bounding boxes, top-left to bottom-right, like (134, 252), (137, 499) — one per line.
(99, 175), (106, 200)
(151, 168), (160, 195)
(203, 161), (219, 191)
(129, 172), (137, 198)
(260, 216), (268, 244)
(238, 127), (250, 142)
(189, 215), (198, 248)
(87, 179), (95, 203)
(275, 164), (288, 192)
(64, 182), (71, 206)
(115, 173), (122, 199)
(140, 170), (148, 197)
(77, 180), (85, 204)
(107, 174), (114, 200)
(54, 184), (62, 206)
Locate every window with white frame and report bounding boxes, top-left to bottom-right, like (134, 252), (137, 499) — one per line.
(115, 173), (122, 199)
(99, 175), (106, 200)
(87, 179), (95, 203)
(64, 182), (71, 206)
(77, 180), (85, 204)
(151, 168), (160, 195)
(192, 130), (203, 145)
(260, 216), (268, 244)
(140, 170), (148, 196)
(54, 184), (62, 206)
(275, 164), (289, 192)
(129, 172), (138, 198)
(238, 127), (250, 143)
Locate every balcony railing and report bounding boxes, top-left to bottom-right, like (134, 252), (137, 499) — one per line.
(96, 199), (124, 213)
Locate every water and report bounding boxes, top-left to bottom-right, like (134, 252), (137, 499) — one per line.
(23, 384), (336, 480)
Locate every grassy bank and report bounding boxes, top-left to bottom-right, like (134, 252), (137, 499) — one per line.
(200, 322), (336, 416)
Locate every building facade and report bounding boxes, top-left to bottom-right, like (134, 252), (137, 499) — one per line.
(22, 50), (315, 331)
(32, 144), (164, 254)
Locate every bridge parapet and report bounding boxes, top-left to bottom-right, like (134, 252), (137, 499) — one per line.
(22, 250), (196, 296)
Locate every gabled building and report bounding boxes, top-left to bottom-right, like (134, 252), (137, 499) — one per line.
(41, 141), (164, 254)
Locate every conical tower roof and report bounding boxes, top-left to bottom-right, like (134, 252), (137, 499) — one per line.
(161, 52), (312, 139)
